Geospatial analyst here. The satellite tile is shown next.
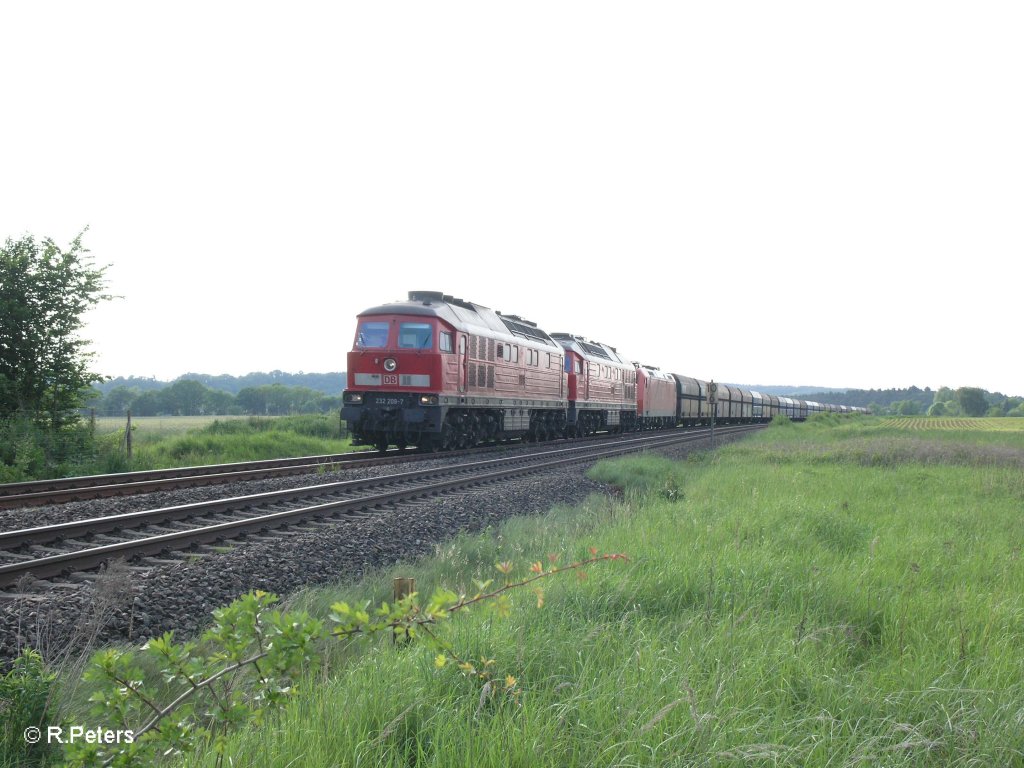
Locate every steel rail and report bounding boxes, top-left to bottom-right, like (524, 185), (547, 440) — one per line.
(0, 449), (418, 509)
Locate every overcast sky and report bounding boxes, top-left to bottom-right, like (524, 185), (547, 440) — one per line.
(3, 2), (1021, 395)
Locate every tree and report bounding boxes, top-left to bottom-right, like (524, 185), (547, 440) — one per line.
(0, 231), (110, 431)
(204, 389), (236, 415)
(892, 399), (921, 416)
(956, 387), (988, 417)
(100, 385), (138, 416)
(131, 390), (166, 416)
(236, 386), (268, 415)
(163, 379), (208, 416)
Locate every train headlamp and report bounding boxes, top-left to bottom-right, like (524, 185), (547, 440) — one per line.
(344, 392), (363, 404)
(419, 395), (439, 405)
(384, 358), (397, 372)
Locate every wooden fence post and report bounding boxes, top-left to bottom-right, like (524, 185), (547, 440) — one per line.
(126, 409), (133, 462)
(393, 577), (415, 643)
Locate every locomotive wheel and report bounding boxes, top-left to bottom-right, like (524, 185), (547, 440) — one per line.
(375, 438), (389, 453)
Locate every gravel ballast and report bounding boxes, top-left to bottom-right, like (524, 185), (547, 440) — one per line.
(0, 433), (743, 663)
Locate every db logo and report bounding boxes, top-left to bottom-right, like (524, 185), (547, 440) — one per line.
(383, 374), (399, 385)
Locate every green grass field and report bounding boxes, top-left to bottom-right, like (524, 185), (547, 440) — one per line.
(20, 415), (1021, 767)
(134, 415), (1021, 767)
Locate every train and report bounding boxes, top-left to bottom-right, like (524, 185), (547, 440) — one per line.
(341, 291), (865, 452)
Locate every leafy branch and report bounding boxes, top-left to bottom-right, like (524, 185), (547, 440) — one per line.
(63, 549), (627, 767)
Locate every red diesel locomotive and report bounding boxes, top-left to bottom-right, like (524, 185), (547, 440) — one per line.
(341, 291), (864, 451)
(342, 291), (569, 451)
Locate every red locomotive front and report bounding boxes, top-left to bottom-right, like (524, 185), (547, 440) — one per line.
(342, 291), (568, 451)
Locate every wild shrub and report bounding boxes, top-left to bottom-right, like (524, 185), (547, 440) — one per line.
(0, 417), (99, 482)
(807, 412), (841, 426)
(587, 455), (689, 498)
(0, 649), (58, 767)
(62, 553), (625, 766)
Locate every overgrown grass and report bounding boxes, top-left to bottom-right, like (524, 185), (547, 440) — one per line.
(113, 415), (1023, 767)
(2, 415), (358, 481)
(98, 415), (357, 473)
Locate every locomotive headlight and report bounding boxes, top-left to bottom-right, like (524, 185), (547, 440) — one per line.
(384, 358), (397, 372)
(419, 395), (438, 405)
(344, 392), (363, 404)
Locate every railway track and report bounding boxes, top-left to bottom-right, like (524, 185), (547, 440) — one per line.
(0, 425), (760, 589)
(0, 445), (490, 510)
(0, 424), (749, 510)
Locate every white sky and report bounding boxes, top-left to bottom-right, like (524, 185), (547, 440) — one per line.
(3, 2), (1021, 395)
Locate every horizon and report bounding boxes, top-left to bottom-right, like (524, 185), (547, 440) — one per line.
(91, 372), (1021, 400)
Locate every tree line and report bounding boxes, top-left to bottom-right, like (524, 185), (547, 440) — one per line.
(797, 386), (1024, 417)
(93, 370), (344, 397)
(90, 380), (342, 417)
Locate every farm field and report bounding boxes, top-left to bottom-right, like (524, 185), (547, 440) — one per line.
(41, 414), (1020, 767)
(879, 417), (1024, 431)
(90, 414), (251, 437)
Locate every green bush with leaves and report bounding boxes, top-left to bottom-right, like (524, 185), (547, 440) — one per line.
(63, 552), (625, 767)
(0, 649), (58, 767)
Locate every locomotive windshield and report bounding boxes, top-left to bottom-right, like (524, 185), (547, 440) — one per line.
(398, 322), (433, 349)
(356, 321), (388, 348)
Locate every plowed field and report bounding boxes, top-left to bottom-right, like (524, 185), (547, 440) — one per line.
(879, 417), (1024, 431)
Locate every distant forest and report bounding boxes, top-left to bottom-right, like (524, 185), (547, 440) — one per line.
(781, 386), (1024, 417)
(93, 371), (344, 396)
(87, 372), (345, 417)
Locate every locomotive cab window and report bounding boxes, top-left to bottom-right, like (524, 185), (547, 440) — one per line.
(356, 321), (389, 348)
(398, 322), (433, 349)
(439, 331), (453, 353)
